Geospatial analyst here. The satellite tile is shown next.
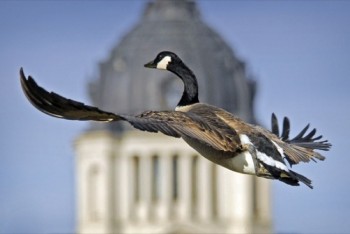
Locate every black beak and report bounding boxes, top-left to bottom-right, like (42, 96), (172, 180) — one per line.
(144, 60), (157, 68)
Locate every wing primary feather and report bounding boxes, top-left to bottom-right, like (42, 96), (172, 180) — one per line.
(20, 68), (121, 122)
(271, 114), (331, 163)
(291, 124), (310, 141)
(281, 117), (290, 140)
(303, 128), (317, 141)
(271, 113), (279, 136)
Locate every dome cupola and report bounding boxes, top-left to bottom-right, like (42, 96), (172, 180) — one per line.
(89, 0), (256, 131)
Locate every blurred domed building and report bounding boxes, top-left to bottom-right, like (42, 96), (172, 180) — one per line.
(75, 0), (272, 233)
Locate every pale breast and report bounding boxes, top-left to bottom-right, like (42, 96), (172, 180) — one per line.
(182, 136), (256, 175)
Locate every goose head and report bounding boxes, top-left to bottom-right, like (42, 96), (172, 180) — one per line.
(144, 51), (199, 108)
(144, 51), (182, 70)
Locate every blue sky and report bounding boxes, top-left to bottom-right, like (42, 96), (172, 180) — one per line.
(1, 1), (349, 233)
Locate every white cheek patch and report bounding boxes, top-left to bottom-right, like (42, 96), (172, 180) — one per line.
(157, 56), (172, 70)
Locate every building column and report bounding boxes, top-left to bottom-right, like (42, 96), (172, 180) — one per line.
(156, 154), (172, 221)
(138, 155), (152, 222)
(229, 174), (253, 234)
(114, 153), (130, 224)
(255, 178), (272, 228)
(74, 132), (115, 234)
(197, 157), (212, 221)
(176, 153), (192, 221)
(216, 166), (240, 223)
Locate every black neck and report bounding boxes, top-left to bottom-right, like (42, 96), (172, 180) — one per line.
(169, 62), (199, 107)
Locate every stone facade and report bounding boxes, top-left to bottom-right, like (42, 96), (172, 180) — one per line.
(75, 131), (271, 234)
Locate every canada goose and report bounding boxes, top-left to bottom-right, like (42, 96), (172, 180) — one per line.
(20, 51), (331, 188)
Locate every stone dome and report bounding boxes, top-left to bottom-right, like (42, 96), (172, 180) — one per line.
(89, 0), (257, 131)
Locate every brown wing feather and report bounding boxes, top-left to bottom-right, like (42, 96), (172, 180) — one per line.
(20, 69), (238, 153)
(126, 110), (240, 152)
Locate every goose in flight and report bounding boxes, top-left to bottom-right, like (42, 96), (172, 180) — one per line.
(20, 51), (331, 188)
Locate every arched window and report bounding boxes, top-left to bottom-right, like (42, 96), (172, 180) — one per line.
(252, 177), (258, 220)
(191, 155), (198, 217)
(172, 155), (179, 202)
(151, 155), (160, 202)
(132, 156), (140, 203)
(211, 163), (218, 219)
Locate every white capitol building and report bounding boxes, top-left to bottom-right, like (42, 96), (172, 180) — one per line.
(74, 1), (272, 233)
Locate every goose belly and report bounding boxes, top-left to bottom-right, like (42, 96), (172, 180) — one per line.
(182, 137), (257, 175)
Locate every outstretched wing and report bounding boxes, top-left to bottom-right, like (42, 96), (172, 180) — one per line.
(20, 68), (238, 153)
(269, 113), (331, 165)
(20, 68), (120, 122)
